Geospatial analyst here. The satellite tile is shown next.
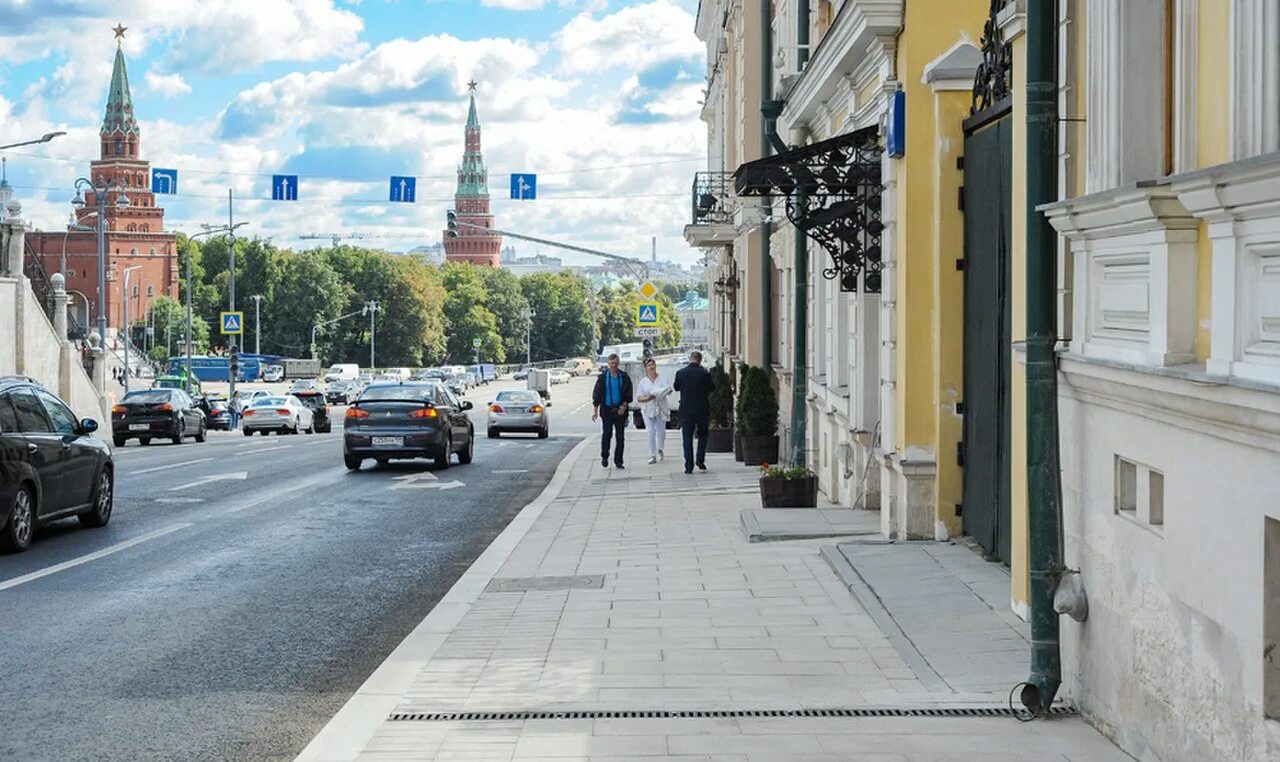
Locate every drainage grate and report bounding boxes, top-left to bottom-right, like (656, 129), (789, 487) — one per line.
(388, 706), (1077, 722)
(485, 575), (605, 593)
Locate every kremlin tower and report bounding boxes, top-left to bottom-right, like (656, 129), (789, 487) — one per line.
(442, 81), (501, 266)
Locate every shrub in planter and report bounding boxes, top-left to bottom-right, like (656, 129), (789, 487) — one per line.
(738, 366), (779, 466)
(759, 463), (819, 508)
(706, 361), (734, 452)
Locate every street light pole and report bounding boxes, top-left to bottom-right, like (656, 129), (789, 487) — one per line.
(0, 131), (66, 151)
(74, 176), (128, 350)
(192, 221), (249, 390)
(365, 300), (379, 370)
(121, 265), (141, 393)
(250, 294), (264, 355)
(526, 307), (536, 365)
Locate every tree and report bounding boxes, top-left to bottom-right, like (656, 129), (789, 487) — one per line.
(267, 250), (351, 360)
(140, 295), (210, 364)
(442, 264), (503, 362)
(597, 284), (682, 349)
(521, 272), (595, 361)
(478, 267), (531, 363)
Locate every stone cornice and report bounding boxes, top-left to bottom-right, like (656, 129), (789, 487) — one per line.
(1040, 182), (1199, 242)
(1168, 150), (1280, 222)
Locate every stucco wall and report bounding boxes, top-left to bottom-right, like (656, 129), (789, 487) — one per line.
(1058, 355), (1280, 761)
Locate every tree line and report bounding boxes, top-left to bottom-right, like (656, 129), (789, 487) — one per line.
(135, 236), (699, 368)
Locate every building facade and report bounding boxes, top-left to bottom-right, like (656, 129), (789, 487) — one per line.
(443, 83), (502, 266)
(27, 30), (178, 337)
(673, 290), (710, 348)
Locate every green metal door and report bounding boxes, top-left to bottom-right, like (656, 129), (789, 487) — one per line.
(961, 114), (1012, 564)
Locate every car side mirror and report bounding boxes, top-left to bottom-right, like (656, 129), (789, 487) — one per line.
(78, 418), (99, 434)
(462, 401), (474, 411)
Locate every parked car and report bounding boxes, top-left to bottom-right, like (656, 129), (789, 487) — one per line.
(445, 375), (469, 396)
(289, 379), (319, 393)
(487, 390), (548, 439)
(290, 390), (333, 433)
(241, 395), (315, 436)
(204, 398), (231, 430)
(261, 364), (285, 383)
(112, 388), (207, 446)
(550, 369), (571, 385)
(323, 363), (360, 382)
(564, 357), (595, 376)
(511, 367), (532, 381)
(324, 381), (352, 405)
(343, 381), (474, 470)
(0, 377), (114, 553)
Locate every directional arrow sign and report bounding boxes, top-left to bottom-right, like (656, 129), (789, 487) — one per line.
(390, 175), (416, 203)
(510, 173), (537, 200)
(168, 472), (248, 492)
(151, 168), (178, 195)
(391, 473), (437, 489)
(271, 174), (298, 201)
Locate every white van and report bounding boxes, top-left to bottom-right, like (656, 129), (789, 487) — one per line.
(324, 363), (360, 382)
(383, 367), (411, 381)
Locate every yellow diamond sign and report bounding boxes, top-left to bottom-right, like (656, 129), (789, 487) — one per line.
(639, 281), (658, 300)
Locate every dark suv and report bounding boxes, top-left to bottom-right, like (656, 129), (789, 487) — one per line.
(290, 391), (332, 433)
(0, 377), (114, 553)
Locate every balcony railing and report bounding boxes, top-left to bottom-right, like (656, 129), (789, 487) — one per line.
(690, 171), (735, 225)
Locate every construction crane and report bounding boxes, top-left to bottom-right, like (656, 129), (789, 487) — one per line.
(298, 232), (433, 248)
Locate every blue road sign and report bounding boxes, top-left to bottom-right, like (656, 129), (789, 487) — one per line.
(636, 303), (660, 326)
(151, 168), (178, 195)
(220, 311), (244, 335)
(510, 173), (537, 200)
(389, 175), (416, 203)
(271, 174), (298, 201)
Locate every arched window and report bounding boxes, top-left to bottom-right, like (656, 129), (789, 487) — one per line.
(130, 248), (138, 256)
(146, 286), (154, 297)
(136, 173), (144, 185)
(115, 139), (123, 155)
(140, 224), (149, 232)
(127, 223), (137, 232)
(149, 248), (156, 256)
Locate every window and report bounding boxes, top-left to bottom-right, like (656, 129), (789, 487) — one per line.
(127, 224), (137, 232)
(147, 286), (154, 297)
(132, 285), (139, 297)
(141, 225), (149, 232)
(0, 394), (17, 433)
(10, 390), (52, 433)
(37, 390), (78, 435)
(149, 248), (156, 256)
(115, 140), (123, 155)
(130, 248), (138, 256)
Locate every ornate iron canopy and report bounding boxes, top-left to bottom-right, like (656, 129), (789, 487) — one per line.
(733, 126), (884, 293)
(971, 0), (1013, 114)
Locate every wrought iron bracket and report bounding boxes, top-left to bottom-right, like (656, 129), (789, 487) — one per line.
(972, 0), (1013, 115)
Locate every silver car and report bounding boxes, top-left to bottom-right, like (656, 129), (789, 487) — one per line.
(486, 390), (548, 439)
(241, 395), (315, 436)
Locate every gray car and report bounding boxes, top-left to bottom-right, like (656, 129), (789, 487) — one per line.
(343, 381), (474, 470)
(486, 390), (548, 439)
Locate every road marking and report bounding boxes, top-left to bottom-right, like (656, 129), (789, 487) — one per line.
(0, 523), (192, 591)
(233, 445), (292, 456)
(492, 469), (529, 474)
(225, 468), (347, 513)
(299, 437), (335, 446)
(167, 471), (248, 492)
(155, 497), (205, 504)
(128, 457), (214, 475)
(571, 402), (590, 415)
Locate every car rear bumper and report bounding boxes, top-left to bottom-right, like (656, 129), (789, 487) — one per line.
(344, 428), (447, 458)
(243, 417), (293, 431)
(112, 419), (178, 437)
(488, 413), (546, 431)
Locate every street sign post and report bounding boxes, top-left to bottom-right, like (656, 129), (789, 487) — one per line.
(389, 176), (416, 203)
(636, 303), (660, 326)
(271, 174), (298, 201)
(472, 338), (482, 348)
(638, 281), (658, 300)
(635, 327), (660, 338)
(510, 173), (537, 200)
(220, 311), (244, 335)
(151, 168), (178, 194)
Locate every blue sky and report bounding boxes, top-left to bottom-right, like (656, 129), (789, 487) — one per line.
(0, 0), (706, 264)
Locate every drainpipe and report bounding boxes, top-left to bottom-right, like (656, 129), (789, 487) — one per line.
(1021, 0), (1063, 715)
(759, 0), (776, 368)
(787, 0), (812, 467)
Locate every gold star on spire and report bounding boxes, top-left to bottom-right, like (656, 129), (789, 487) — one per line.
(467, 79), (478, 92)
(112, 24), (128, 43)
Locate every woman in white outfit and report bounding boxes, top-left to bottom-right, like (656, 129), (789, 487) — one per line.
(635, 358), (672, 464)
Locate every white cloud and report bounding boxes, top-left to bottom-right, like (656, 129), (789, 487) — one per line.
(555, 0), (702, 74)
(481, 0), (548, 8)
(144, 70), (192, 98)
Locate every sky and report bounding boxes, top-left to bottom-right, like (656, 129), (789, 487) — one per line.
(0, 0), (707, 266)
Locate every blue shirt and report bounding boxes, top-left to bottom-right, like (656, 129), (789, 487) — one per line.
(605, 372), (622, 407)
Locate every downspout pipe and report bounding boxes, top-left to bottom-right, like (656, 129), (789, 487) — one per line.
(788, 0), (811, 467)
(1021, 0), (1063, 715)
(760, 0), (778, 368)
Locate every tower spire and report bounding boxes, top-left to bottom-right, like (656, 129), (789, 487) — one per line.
(102, 24), (140, 139)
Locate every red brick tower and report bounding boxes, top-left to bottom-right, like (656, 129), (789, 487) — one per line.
(443, 81), (501, 266)
(29, 25), (178, 336)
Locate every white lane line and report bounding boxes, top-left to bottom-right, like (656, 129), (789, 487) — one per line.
(167, 472), (248, 492)
(128, 457), (214, 475)
(155, 497), (205, 504)
(225, 469), (345, 513)
(298, 437), (336, 446)
(571, 401), (590, 415)
(492, 469), (529, 474)
(0, 523), (192, 591)
(233, 445), (292, 456)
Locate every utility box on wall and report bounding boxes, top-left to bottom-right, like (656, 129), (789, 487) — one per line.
(886, 89), (906, 158)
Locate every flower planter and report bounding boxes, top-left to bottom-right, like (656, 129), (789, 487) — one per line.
(706, 426), (734, 453)
(741, 435), (778, 466)
(734, 431), (744, 461)
(759, 474), (819, 508)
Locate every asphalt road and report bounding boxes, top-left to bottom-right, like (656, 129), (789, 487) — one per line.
(0, 375), (601, 761)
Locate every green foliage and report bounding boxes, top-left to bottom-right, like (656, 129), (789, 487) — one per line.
(442, 263), (504, 362)
(760, 463), (815, 479)
(708, 360), (734, 428)
(737, 365), (778, 437)
(131, 294), (211, 364)
(478, 267), (531, 363)
(521, 272), (595, 361)
(597, 284), (682, 349)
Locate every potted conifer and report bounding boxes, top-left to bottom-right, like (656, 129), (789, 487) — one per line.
(758, 462), (819, 508)
(706, 361), (734, 452)
(733, 364), (748, 461)
(738, 366), (779, 466)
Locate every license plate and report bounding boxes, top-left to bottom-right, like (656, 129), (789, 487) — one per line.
(371, 436), (403, 447)
(129, 424), (149, 431)
(506, 407), (527, 413)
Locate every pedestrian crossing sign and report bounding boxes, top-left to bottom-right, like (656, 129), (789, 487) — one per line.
(220, 311), (244, 335)
(636, 303), (660, 326)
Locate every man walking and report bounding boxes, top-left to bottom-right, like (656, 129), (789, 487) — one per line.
(673, 350), (713, 474)
(592, 353), (633, 469)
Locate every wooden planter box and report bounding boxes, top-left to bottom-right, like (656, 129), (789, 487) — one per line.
(707, 426), (734, 453)
(759, 475), (818, 508)
(741, 435), (778, 466)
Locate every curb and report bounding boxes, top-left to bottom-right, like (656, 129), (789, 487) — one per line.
(295, 436), (593, 762)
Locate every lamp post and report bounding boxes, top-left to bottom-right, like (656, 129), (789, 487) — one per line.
(191, 222), (248, 394)
(121, 265), (142, 393)
(526, 307), (536, 365)
(73, 176), (130, 350)
(250, 294), (264, 356)
(0, 131), (66, 151)
(365, 300), (379, 370)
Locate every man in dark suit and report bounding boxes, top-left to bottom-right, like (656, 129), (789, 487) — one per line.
(592, 353), (633, 469)
(673, 351), (713, 474)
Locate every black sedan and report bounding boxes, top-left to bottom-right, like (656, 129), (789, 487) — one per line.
(343, 381), (474, 471)
(0, 377), (114, 553)
(291, 390), (332, 433)
(203, 398), (231, 430)
(111, 388), (207, 446)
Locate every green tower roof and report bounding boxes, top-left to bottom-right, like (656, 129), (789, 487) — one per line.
(102, 40), (139, 136)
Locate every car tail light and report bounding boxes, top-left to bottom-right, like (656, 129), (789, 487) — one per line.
(210, 410), (224, 416)
(111, 404), (126, 414)
(242, 409), (256, 417)
(489, 404), (504, 413)
(275, 408), (290, 415)
(410, 407), (438, 419)
(346, 407), (369, 419)
(153, 403), (174, 412)
(530, 404), (544, 413)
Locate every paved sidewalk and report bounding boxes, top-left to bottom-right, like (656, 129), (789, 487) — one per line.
(300, 442), (1129, 761)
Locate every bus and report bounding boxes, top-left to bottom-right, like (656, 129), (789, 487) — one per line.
(168, 355), (265, 382)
